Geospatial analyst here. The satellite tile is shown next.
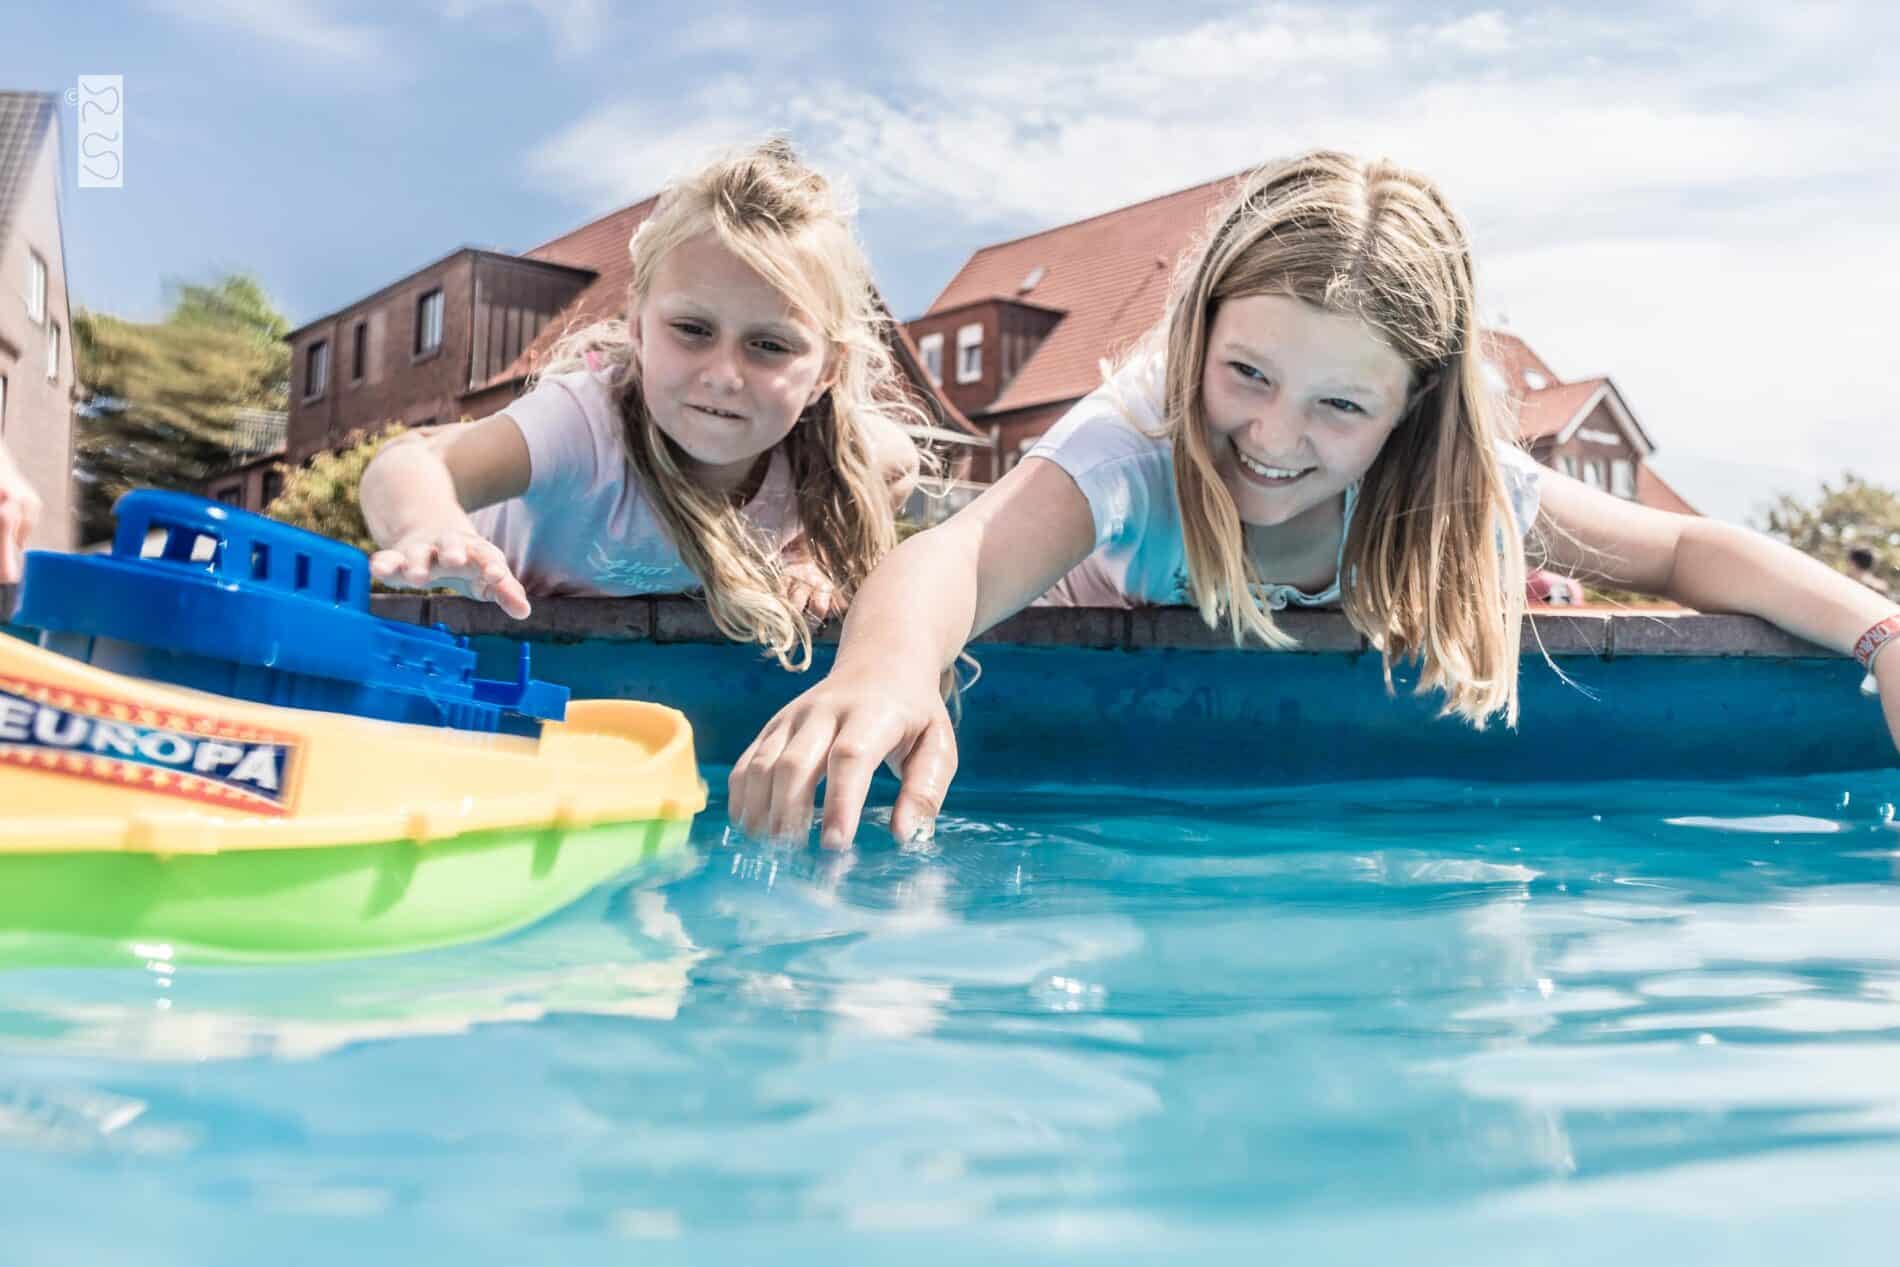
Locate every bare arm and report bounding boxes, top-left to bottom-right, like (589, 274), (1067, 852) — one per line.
(359, 414), (534, 617)
(1537, 471), (1900, 749)
(729, 456), (1098, 847)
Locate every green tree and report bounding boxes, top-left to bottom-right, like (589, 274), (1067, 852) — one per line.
(72, 272), (291, 542)
(1757, 471), (1900, 592)
(263, 424), (409, 552)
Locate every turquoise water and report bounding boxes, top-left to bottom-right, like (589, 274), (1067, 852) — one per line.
(5, 771), (1900, 1262)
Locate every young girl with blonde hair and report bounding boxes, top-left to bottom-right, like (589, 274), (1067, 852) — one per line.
(361, 138), (924, 670)
(729, 149), (1900, 846)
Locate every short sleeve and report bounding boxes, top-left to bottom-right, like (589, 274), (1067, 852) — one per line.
(502, 373), (611, 496)
(1025, 358), (1171, 555)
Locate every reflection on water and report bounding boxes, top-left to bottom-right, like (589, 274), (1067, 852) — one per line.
(3, 770), (1900, 1261)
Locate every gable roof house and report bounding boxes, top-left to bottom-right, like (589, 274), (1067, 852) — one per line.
(256, 197), (983, 516)
(903, 174), (1695, 516)
(0, 91), (77, 553)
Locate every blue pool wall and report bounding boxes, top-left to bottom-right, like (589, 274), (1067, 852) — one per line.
(7, 585), (1887, 784)
(417, 597), (1887, 785)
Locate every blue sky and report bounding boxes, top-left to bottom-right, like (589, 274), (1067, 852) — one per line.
(5, 0), (1896, 521)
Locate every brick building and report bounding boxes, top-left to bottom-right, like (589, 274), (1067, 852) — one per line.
(903, 175), (1695, 514)
(257, 198), (982, 515)
(0, 92), (76, 551)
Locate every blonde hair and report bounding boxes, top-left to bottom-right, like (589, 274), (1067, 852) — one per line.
(1162, 150), (1529, 726)
(539, 138), (928, 670)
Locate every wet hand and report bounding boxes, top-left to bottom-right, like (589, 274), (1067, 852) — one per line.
(728, 667), (958, 850)
(0, 454), (41, 586)
(368, 526), (531, 619)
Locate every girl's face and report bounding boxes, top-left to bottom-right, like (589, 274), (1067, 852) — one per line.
(1200, 294), (1414, 528)
(633, 232), (833, 492)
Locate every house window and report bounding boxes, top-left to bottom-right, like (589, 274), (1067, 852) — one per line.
(26, 252), (46, 324)
(415, 289), (444, 356)
(304, 339), (329, 400)
(1611, 459), (1635, 499)
(1557, 455), (1578, 479)
(955, 322), (983, 384)
(1582, 460), (1604, 489)
(262, 470), (285, 507)
(351, 320), (368, 383)
(211, 483), (242, 505)
(918, 332), (944, 384)
(45, 323), (59, 381)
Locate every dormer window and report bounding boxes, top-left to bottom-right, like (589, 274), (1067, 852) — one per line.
(918, 332), (944, 384)
(956, 323), (983, 384)
(1611, 459), (1635, 498)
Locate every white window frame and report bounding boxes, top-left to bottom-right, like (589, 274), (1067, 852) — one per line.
(1557, 454), (1578, 479)
(1610, 458), (1635, 499)
(918, 332), (944, 385)
(26, 252), (46, 325)
(46, 322), (59, 381)
(304, 339), (330, 401)
(1582, 460), (1604, 490)
(415, 289), (444, 357)
(955, 322), (983, 384)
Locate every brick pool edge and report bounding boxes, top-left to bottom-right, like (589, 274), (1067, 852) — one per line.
(380, 594), (1830, 662)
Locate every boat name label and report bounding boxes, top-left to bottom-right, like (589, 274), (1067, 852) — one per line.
(0, 677), (300, 815)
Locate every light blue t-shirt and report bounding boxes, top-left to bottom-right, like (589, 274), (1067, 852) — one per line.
(1028, 354), (1543, 609)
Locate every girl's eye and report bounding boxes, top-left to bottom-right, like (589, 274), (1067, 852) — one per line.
(751, 339), (793, 356)
(671, 321), (711, 339)
(1230, 362), (1269, 384)
(1324, 398), (1367, 416)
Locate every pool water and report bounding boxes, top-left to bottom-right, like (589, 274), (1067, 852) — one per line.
(5, 770), (1900, 1262)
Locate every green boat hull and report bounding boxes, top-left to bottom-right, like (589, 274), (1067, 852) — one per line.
(0, 816), (694, 967)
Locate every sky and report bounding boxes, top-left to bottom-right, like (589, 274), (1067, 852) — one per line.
(5, 0), (1895, 523)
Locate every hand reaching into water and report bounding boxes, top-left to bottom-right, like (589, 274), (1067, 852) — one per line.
(728, 661), (959, 849)
(368, 524), (531, 619)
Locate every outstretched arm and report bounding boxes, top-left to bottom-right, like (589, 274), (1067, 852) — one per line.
(729, 456), (1097, 847)
(360, 415), (534, 618)
(1536, 471), (1900, 749)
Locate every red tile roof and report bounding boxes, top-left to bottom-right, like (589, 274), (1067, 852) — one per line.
(1637, 464), (1698, 515)
(926, 176), (1241, 415)
(1515, 378), (1606, 443)
(1482, 331), (1560, 396)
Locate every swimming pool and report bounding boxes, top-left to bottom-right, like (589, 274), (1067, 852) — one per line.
(3, 603), (1897, 1260)
(4, 764), (1899, 1263)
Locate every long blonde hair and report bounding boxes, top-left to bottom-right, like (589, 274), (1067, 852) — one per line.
(1164, 150), (1529, 726)
(539, 139), (927, 670)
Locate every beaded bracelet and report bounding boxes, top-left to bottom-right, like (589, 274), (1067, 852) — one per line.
(1856, 613), (1900, 698)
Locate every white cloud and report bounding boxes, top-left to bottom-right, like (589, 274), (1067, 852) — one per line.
(1432, 10), (1515, 54)
(523, 88), (776, 208)
(148, 0), (389, 68)
(436, 0), (608, 58)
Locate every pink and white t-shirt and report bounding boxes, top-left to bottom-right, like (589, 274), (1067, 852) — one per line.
(470, 370), (800, 596)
